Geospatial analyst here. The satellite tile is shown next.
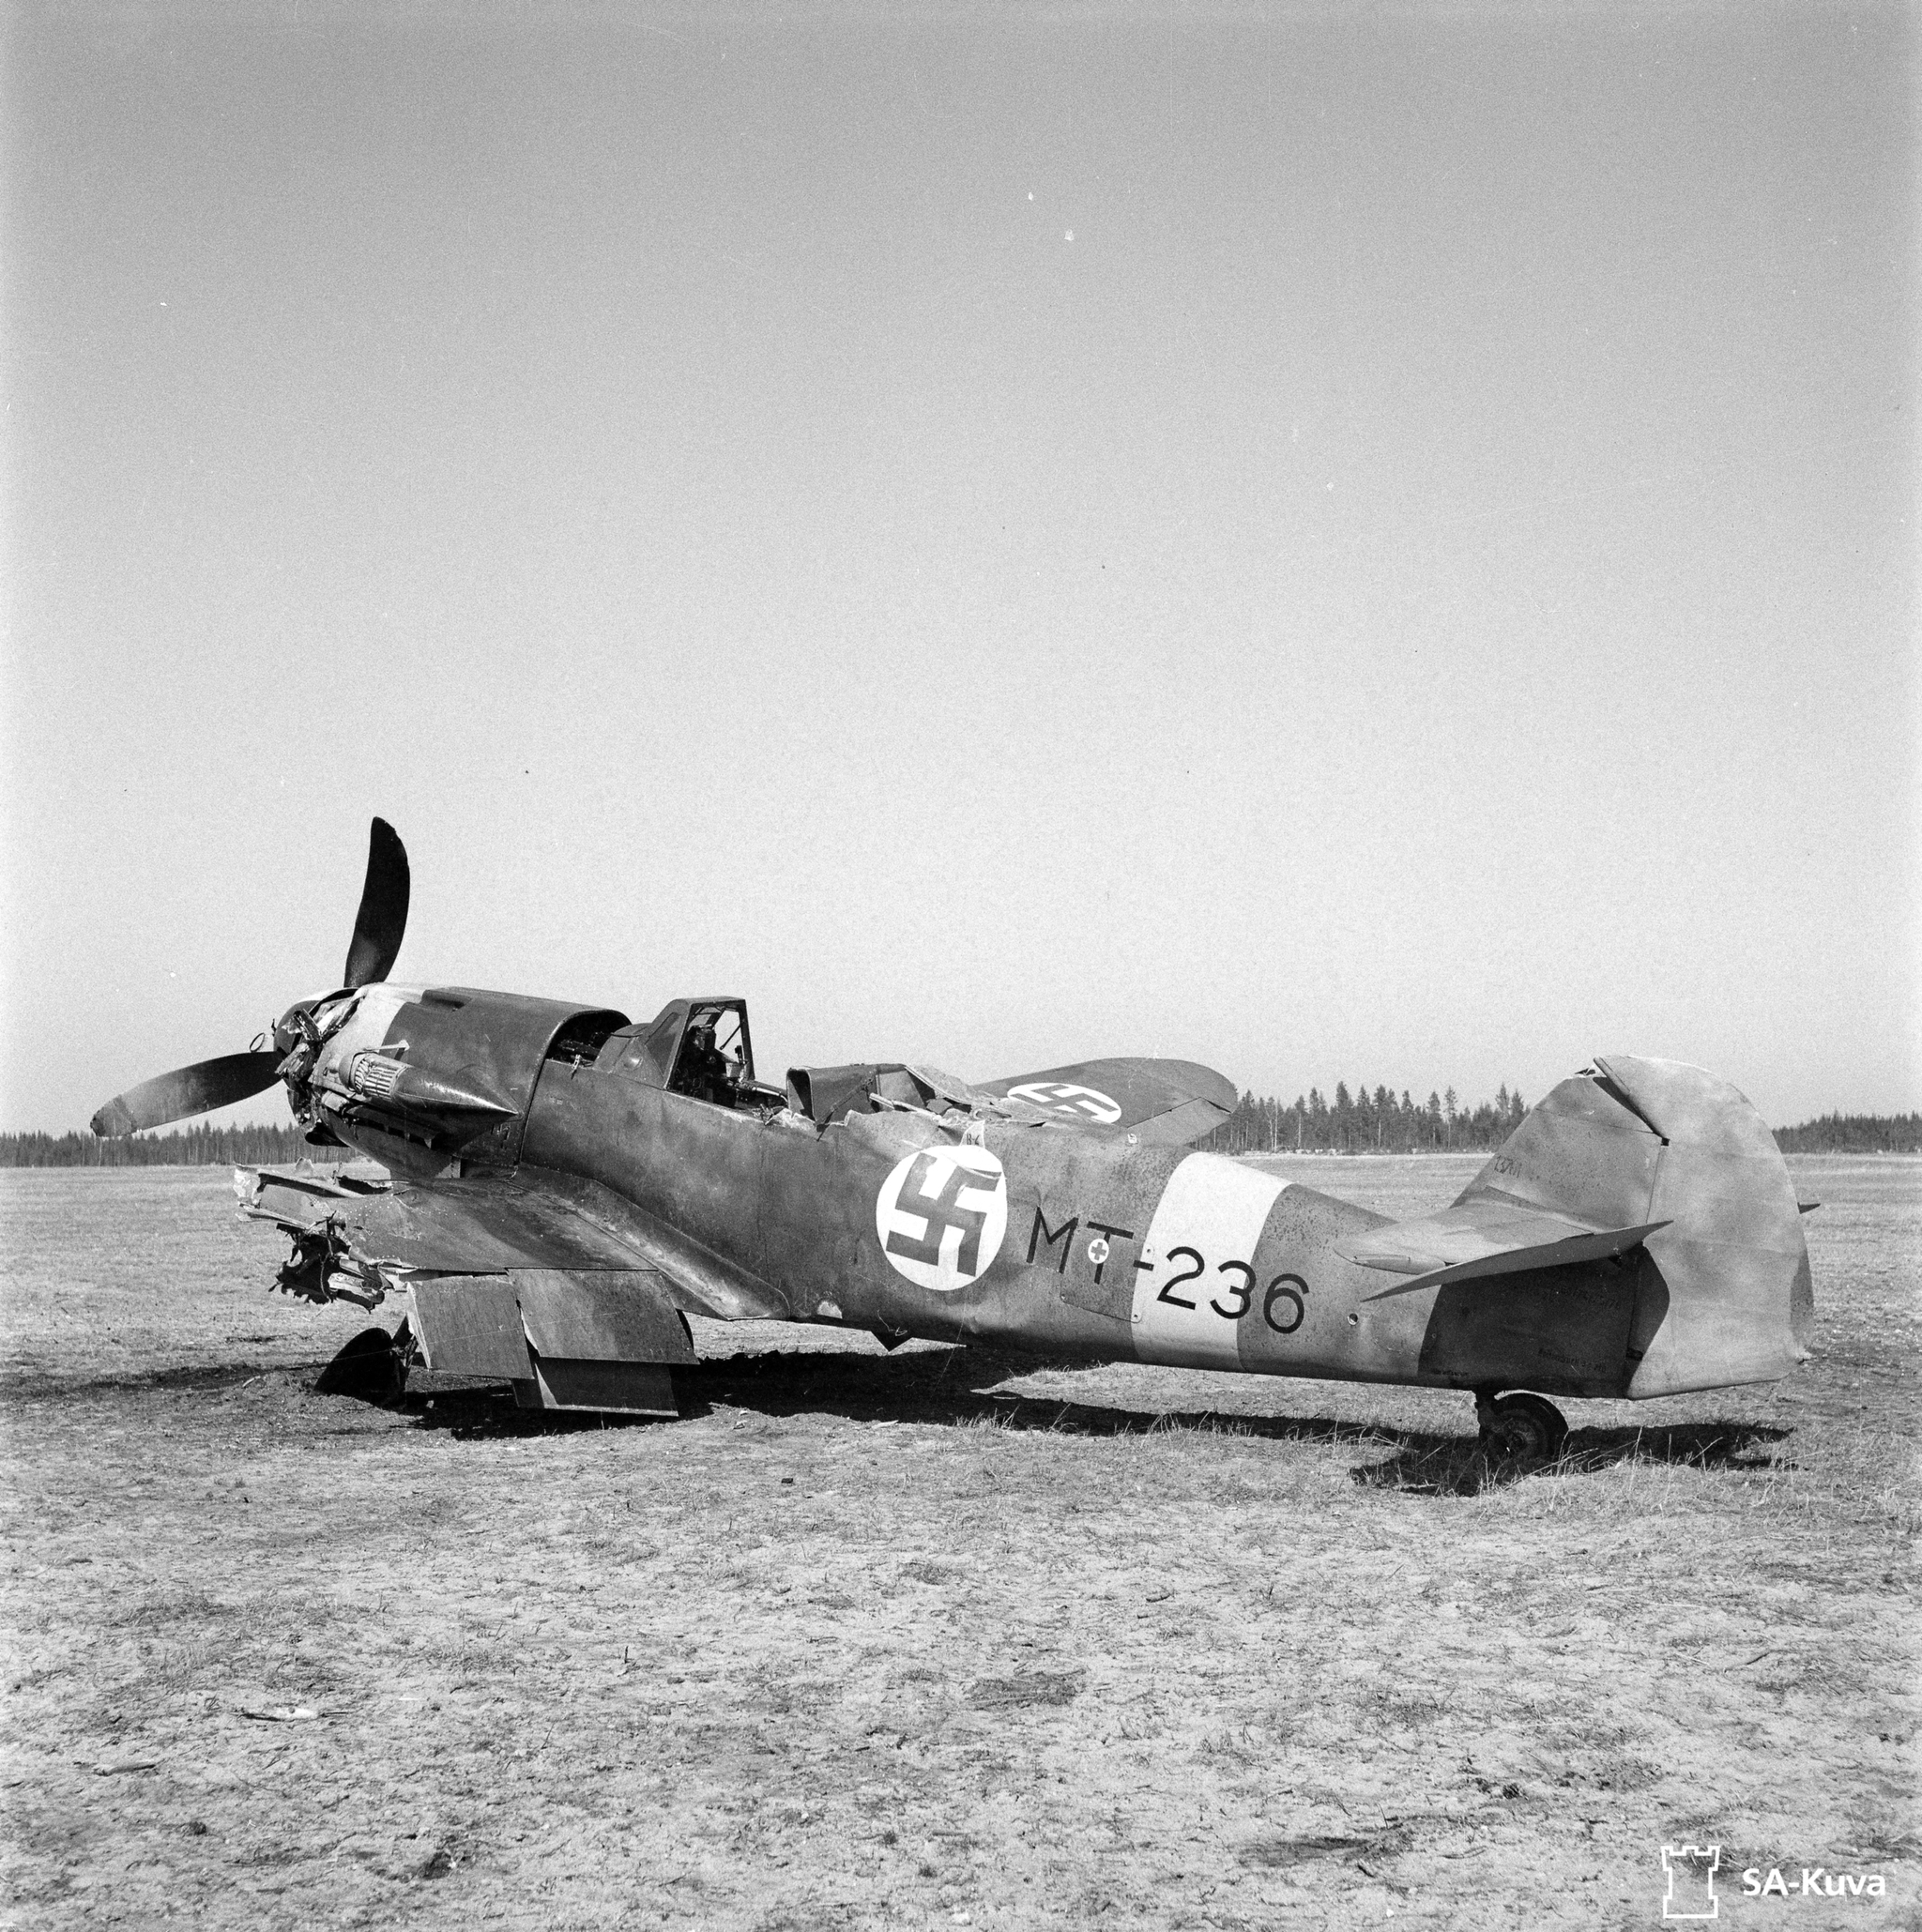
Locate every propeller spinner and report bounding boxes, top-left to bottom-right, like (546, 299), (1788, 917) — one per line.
(88, 818), (411, 1138)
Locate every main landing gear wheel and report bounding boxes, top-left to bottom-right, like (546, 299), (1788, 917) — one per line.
(1475, 1390), (1567, 1463)
(315, 1320), (414, 1408)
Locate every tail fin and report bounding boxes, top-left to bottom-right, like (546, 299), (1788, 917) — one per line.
(1454, 1055), (1811, 1396)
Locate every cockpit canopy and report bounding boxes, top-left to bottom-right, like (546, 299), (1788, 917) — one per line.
(595, 997), (777, 1109)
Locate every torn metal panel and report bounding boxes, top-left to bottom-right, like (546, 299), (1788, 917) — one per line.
(312, 1175), (652, 1275)
(235, 1162), (388, 1216)
(408, 1274), (532, 1377)
(786, 1063), (884, 1125)
(783, 1060), (975, 1125)
(872, 1067), (926, 1107)
(511, 1268), (694, 1364)
(270, 1221), (385, 1309)
(904, 1064), (984, 1110)
(273, 1226), (337, 1305)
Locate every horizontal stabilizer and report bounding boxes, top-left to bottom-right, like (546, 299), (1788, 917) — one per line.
(1342, 1202), (1670, 1300)
(976, 1057), (1239, 1145)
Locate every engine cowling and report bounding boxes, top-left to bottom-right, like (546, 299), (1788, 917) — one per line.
(292, 984), (629, 1169)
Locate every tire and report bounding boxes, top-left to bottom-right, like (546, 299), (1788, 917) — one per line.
(315, 1324), (410, 1407)
(1483, 1392), (1567, 1462)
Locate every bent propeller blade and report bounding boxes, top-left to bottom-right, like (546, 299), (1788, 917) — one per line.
(343, 816), (410, 989)
(89, 1051), (284, 1138)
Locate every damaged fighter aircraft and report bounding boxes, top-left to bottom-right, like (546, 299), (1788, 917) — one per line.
(91, 820), (1815, 1457)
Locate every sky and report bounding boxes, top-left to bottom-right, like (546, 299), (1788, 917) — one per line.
(4, 0), (1915, 1135)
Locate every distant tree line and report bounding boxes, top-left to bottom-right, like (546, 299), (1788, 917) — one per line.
(1772, 1114), (1922, 1154)
(2, 1104), (1914, 1167)
(0, 1124), (341, 1168)
(1201, 1084), (1529, 1155)
(1200, 1091), (1922, 1158)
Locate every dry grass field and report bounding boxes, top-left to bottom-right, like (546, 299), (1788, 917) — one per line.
(2, 1155), (1915, 1930)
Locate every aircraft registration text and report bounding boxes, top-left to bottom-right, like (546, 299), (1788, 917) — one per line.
(1131, 1158), (1289, 1367)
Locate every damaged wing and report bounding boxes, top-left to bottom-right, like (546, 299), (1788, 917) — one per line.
(1339, 1199), (1670, 1300)
(236, 1162), (799, 1416)
(974, 1057), (1239, 1146)
(236, 1163), (789, 1321)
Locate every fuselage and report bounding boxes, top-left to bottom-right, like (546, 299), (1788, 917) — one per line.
(509, 1044), (1648, 1401)
(301, 981), (1799, 1407)
(105, 807), (1808, 1423)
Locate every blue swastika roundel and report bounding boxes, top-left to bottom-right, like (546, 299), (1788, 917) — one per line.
(875, 1144), (1009, 1294)
(1003, 1081), (1122, 1124)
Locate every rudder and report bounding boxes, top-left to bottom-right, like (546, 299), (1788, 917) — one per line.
(1594, 1055), (1812, 1397)
(1455, 1056), (1811, 1398)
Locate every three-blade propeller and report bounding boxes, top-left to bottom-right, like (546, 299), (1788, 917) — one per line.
(88, 818), (411, 1138)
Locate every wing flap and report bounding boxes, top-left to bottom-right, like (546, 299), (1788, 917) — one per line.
(512, 1268), (695, 1364)
(409, 1274), (531, 1377)
(407, 1267), (692, 1403)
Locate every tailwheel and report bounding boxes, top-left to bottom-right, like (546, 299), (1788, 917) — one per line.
(1475, 1390), (1567, 1463)
(315, 1319), (414, 1407)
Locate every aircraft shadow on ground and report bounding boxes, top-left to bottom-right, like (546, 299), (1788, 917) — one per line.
(399, 1345), (1792, 1493)
(1350, 1421), (1793, 1495)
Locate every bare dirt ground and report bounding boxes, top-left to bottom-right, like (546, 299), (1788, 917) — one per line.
(1, 1155), (1915, 1930)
